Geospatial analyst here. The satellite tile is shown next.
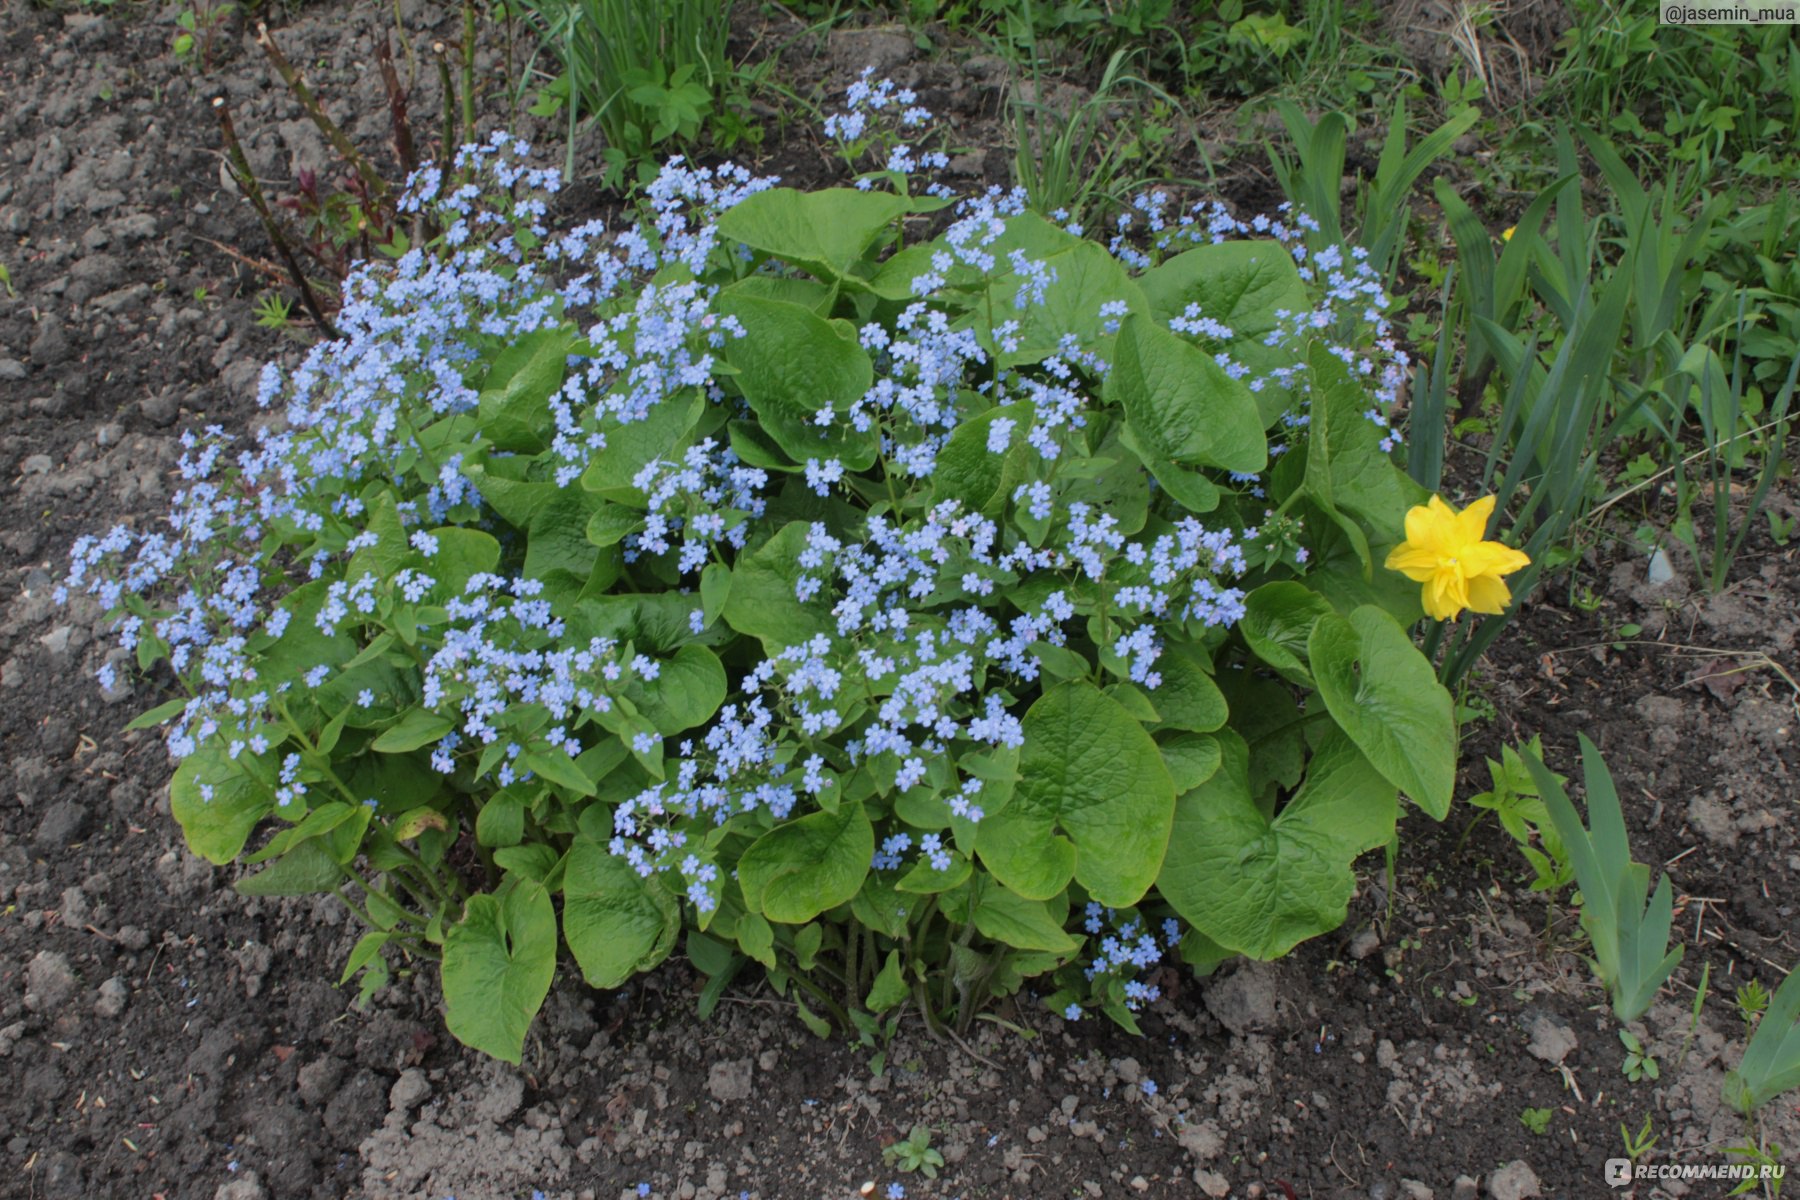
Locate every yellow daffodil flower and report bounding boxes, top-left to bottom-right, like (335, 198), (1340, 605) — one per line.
(1385, 495), (1530, 621)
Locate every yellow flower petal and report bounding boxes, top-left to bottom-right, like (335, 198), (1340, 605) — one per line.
(1425, 570), (1469, 621)
(1383, 543), (1441, 582)
(1465, 572), (1513, 615)
(1456, 495), (1497, 544)
(1457, 539), (1527, 578)
(1405, 497), (1458, 555)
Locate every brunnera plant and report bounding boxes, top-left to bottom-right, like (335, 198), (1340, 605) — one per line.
(64, 105), (1462, 1063)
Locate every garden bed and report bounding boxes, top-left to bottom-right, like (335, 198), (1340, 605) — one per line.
(0, 2), (1796, 1198)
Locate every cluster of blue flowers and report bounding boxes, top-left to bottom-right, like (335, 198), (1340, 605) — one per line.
(60, 75), (1409, 1009)
(1061, 907), (1184, 1021)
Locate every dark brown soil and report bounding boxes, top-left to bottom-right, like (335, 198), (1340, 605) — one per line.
(1, 3), (1795, 1199)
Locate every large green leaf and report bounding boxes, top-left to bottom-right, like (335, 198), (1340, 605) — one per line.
(562, 837), (680, 990)
(930, 401), (1035, 516)
(234, 839), (344, 896)
(722, 522), (836, 649)
(737, 801), (873, 924)
(580, 392), (706, 499)
(632, 644), (727, 735)
(1157, 729), (1397, 958)
(425, 528), (502, 597)
(478, 326), (576, 452)
(524, 486), (609, 603)
(1145, 642), (1227, 732)
(1240, 581), (1336, 686)
(441, 880), (557, 1063)
(715, 187), (908, 281)
(981, 230), (1148, 367)
(170, 747), (275, 865)
(1309, 605), (1456, 818)
(1107, 314), (1267, 474)
(716, 292), (878, 470)
(976, 681), (1175, 906)
(1297, 342), (1412, 571)
(372, 708), (457, 753)
(970, 877), (1079, 953)
(1139, 240), (1309, 335)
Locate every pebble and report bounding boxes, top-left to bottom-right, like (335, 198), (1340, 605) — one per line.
(1349, 928), (1381, 959)
(1451, 1176), (1479, 1200)
(1196, 1169), (1231, 1198)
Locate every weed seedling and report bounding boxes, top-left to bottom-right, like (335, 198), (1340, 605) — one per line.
(1620, 1028), (1660, 1082)
(1621, 1113), (1660, 1163)
(1723, 1136), (1786, 1198)
(1519, 1106), (1552, 1135)
(1740, 980), (1772, 1027)
(882, 1125), (944, 1179)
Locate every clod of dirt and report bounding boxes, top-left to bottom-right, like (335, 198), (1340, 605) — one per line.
(825, 28), (913, 76)
(1686, 792), (1739, 846)
(1203, 960), (1299, 1035)
(295, 1055), (346, 1107)
(1177, 1117), (1225, 1162)
(707, 1057), (755, 1102)
(1451, 1176), (1479, 1200)
(23, 950), (77, 1012)
(33, 800), (86, 850)
(213, 1170), (269, 1200)
(94, 976), (128, 1018)
(389, 1067), (431, 1114)
(474, 1065), (525, 1123)
(1523, 1013), (1576, 1065)
(325, 1068), (388, 1141)
(1488, 1160), (1541, 1200)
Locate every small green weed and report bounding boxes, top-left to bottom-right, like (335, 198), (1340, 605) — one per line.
(1620, 1028), (1660, 1082)
(882, 1124), (945, 1178)
(1621, 1112), (1659, 1162)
